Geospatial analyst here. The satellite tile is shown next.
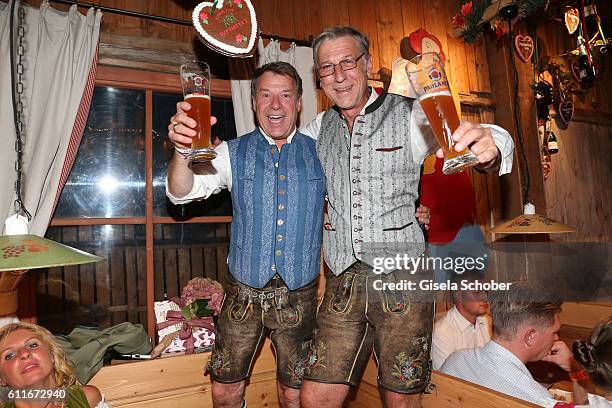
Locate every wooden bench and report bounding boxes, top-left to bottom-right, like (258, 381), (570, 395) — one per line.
(90, 339), (279, 407)
(91, 340), (538, 407)
(344, 355), (538, 408)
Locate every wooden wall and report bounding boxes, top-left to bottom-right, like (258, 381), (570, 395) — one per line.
(529, 2), (612, 243)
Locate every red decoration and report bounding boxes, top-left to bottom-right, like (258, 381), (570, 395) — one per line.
(408, 29), (446, 63)
(514, 35), (534, 63)
(192, 1), (258, 57)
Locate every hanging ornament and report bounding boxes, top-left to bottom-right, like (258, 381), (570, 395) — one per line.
(570, 58), (581, 82)
(558, 98), (574, 126)
(564, 7), (580, 34)
(545, 120), (559, 154)
(192, 0), (259, 57)
(541, 145), (552, 180)
(514, 35), (534, 63)
(538, 120), (552, 180)
(535, 81), (554, 120)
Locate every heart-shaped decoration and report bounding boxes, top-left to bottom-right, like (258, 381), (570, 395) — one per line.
(193, 0), (258, 58)
(570, 59), (581, 83)
(514, 35), (534, 63)
(558, 98), (574, 125)
(564, 7), (580, 34)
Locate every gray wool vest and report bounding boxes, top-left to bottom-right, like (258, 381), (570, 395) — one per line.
(316, 91), (425, 275)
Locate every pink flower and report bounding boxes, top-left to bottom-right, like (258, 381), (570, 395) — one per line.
(236, 34), (244, 42)
(461, 1), (473, 16)
(233, 0), (242, 5)
(452, 13), (465, 28)
(181, 277), (224, 315)
(199, 11), (209, 21)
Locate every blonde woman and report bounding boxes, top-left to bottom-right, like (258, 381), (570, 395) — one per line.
(0, 322), (110, 408)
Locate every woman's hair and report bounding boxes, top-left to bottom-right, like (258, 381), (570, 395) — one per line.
(573, 317), (612, 392)
(0, 322), (78, 388)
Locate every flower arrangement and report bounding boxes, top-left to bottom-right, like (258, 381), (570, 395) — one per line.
(452, 0), (548, 44)
(152, 277), (224, 357)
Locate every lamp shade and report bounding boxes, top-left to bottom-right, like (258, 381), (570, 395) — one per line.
(0, 234), (102, 272)
(490, 203), (576, 234)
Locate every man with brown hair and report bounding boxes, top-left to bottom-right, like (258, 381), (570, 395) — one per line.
(431, 270), (491, 370)
(441, 281), (591, 406)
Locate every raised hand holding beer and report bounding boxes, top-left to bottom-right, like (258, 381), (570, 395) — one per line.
(180, 61), (216, 162)
(406, 53), (480, 174)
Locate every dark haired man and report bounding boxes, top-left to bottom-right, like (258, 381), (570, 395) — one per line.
(167, 62), (323, 408)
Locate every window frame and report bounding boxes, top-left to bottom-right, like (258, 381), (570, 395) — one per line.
(35, 66), (234, 336)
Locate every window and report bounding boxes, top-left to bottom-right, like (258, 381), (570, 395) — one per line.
(36, 67), (236, 335)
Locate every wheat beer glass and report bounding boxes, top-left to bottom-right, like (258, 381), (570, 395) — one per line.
(180, 61), (216, 162)
(406, 53), (479, 174)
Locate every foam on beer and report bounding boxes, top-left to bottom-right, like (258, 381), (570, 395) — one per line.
(418, 90), (451, 101)
(185, 93), (210, 100)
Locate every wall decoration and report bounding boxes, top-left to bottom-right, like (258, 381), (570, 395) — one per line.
(558, 98), (574, 126)
(515, 34), (534, 62)
(452, 0), (548, 44)
(193, 0), (259, 57)
(564, 7), (580, 34)
(408, 28), (446, 63)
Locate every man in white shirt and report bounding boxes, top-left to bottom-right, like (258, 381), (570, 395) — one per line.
(432, 276), (491, 370)
(441, 281), (592, 407)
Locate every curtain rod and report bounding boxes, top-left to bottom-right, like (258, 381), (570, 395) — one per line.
(47, 0), (313, 47)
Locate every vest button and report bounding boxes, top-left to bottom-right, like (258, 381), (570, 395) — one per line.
(276, 234), (283, 241)
(278, 188), (286, 195)
(277, 219), (284, 226)
(278, 204), (285, 210)
(279, 174), (286, 181)
(271, 265), (277, 271)
(275, 249), (282, 256)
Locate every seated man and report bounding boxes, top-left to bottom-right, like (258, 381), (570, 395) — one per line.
(431, 271), (491, 370)
(441, 281), (591, 406)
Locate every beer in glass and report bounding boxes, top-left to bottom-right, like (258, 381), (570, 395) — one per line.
(180, 61), (216, 162)
(406, 53), (479, 174)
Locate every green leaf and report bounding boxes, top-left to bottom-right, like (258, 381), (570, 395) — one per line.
(181, 306), (193, 320)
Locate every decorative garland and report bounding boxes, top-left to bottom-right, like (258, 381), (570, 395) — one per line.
(452, 0), (548, 44)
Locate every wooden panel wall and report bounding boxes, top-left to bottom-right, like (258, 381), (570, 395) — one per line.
(528, 2), (612, 242)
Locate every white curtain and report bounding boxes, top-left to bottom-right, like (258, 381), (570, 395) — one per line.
(230, 38), (317, 136)
(0, 1), (102, 235)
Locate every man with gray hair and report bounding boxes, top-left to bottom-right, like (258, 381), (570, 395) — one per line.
(441, 281), (591, 406)
(300, 25), (515, 408)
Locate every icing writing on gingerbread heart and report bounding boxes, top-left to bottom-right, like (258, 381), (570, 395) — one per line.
(193, 0), (258, 57)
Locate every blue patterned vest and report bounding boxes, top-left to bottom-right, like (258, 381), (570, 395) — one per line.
(227, 129), (325, 290)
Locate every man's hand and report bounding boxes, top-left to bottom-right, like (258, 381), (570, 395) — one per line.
(168, 101), (218, 149)
(542, 341), (582, 373)
(416, 205), (430, 230)
(436, 121), (499, 169)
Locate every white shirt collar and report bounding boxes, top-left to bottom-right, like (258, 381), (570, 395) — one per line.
(450, 306), (488, 332)
(359, 87), (379, 115)
(258, 127), (297, 145)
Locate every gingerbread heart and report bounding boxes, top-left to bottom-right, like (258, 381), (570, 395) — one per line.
(570, 59), (581, 83)
(514, 35), (534, 63)
(564, 7), (580, 35)
(558, 98), (574, 126)
(193, 0), (259, 57)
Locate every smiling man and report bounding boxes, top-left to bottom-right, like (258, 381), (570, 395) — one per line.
(299, 26), (515, 408)
(166, 62), (325, 408)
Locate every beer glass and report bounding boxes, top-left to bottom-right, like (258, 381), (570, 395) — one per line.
(406, 53), (479, 175)
(180, 61), (216, 162)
